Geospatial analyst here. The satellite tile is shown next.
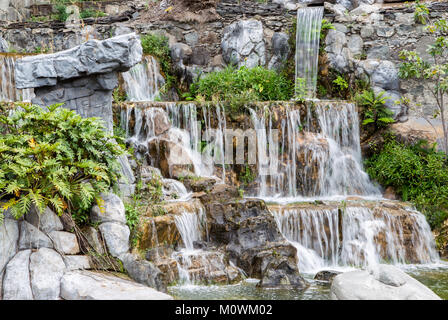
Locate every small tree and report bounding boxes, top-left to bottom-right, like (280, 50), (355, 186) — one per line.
(398, 0), (448, 153)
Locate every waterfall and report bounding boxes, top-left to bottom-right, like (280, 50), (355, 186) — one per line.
(0, 55), (34, 102)
(249, 102), (381, 200)
(121, 55), (165, 102)
(174, 210), (205, 251)
(271, 204), (440, 273)
(167, 103), (227, 181)
(295, 6), (324, 98)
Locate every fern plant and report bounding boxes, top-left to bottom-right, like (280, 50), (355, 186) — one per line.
(0, 103), (125, 222)
(356, 90), (395, 129)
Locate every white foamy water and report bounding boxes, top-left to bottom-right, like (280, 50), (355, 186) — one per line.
(122, 55), (164, 102)
(272, 205), (440, 273)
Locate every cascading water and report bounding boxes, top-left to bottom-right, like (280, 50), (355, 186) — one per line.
(0, 55), (34, 102)
(295, 6), (324, 98)
(249, 102), (381, 200)
(271, 204), (440, 273)
(172, 209), (230, 284)
(121, 55), (165, 102)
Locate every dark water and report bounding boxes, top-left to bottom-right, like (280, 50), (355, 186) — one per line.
(168, 276), (331, 300)
(168, 267), (448, 300)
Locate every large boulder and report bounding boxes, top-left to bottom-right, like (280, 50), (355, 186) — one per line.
(18, 221), (53, 250)
(221, 19), (266, 68)
(91, 193), (127, 224)
(98, 222), (130, 258)
(331, 264), (442, 300)
(0, 218), (19, 274)
(15, 33), (142, 89)
(60, 270), (173, 300)
(268, 32), (290, 71)
(2, 250), (33, 300)
(25, 206), (63, 234)
(120, 253), (166, 292)
(201, 186), (307, 289)
(48, 231), (80, 255)
(29, 248), (66, 300)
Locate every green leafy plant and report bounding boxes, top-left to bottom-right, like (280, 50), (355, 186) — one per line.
(0, 103), (125, 222)
(333, 75), (348, 92)
(188, 65), (293, 112)
(80, 9), (107, 19)
(366, 136), (448, 229)
(356, 90), (395, 129)
(413, 0), (429, 24)
(320, 19), (335, 41)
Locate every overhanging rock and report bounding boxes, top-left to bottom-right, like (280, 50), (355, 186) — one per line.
(14, 33), (142, 133)
(14, 33), (141, 194)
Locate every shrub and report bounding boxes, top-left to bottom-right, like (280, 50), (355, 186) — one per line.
(0, 104), (125, 222)
(356, 89), (395, 129)
(366, 136), (448, 229)
(187, 65), (294, 112)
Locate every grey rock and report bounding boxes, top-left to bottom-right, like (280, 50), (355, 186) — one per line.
(30, 248), (66, 300)
(63, 255), (91, 270)
(268, 32), (290, 71)
(314, 270), (342, 283)
(376, 26), (395, 38)
(170, 42), (192, 64)
(0, 218), (19, 274)
(19, 221), (53, 250)
(2, 250), (33, 300)
(221, 19), (266, 68)
(60, 270), (173, 300)
(370, 60), (400, 90)
(80, 226), (105, 254)
(333, 23), (348, 34)
(90, 193), (126, 224)
(336, 0), (356, 10)
(48, 231), (80, 255)
(331, 264), (441, 300)
(15, 33), (142, 89)
(348, 34), (363, 56)
(360, 25), (374, 38)
(325, 29), (347, 56)
(367, 46), (390, 60)
(25, 206), (63, 234)
(98, 222), (130, 258)
(184, 31), (199, 47)
(117, 154), (136, 193)
(350, 4), (377, 16)
(120, 253), (166, 292)
(15, 34), (142, 136)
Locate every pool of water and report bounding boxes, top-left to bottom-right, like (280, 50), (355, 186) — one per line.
(168, 266), (448, 300)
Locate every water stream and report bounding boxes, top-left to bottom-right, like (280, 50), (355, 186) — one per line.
(295, 6), (324, 98)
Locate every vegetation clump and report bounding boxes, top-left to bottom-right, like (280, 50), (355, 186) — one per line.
(0, 104), (125, 223)
(366, 135), (448, 229)
(186, 65), (293, 112)
(357, 89), (395, 130)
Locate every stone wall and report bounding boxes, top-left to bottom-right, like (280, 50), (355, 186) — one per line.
(1, 0), (447, 120)
(324, 2), (448, 120)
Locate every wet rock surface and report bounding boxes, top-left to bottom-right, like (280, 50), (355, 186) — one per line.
(331, 265), (441, 300)
(314, 270), (342, 283)
(201, 185), (307, 289)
